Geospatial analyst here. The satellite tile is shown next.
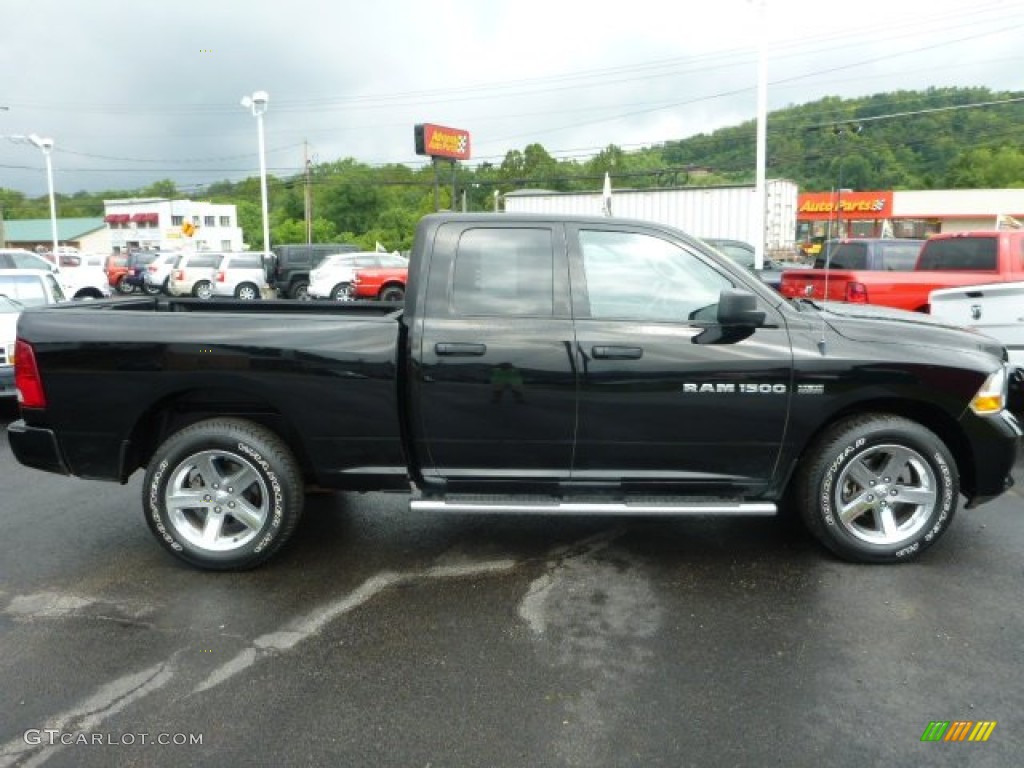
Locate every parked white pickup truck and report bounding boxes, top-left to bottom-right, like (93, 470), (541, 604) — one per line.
(930, 281), (1024, 366)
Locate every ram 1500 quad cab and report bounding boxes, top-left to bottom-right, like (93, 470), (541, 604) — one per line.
(8, 214), (1022, 569)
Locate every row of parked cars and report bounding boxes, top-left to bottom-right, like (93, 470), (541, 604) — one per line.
(105, 246), (410, 302)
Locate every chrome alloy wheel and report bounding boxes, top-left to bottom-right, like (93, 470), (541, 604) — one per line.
(833, 443), (938, 546)
(165, 450), (270, 552)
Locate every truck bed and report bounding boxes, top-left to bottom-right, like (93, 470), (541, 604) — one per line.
(15, 297), (407, 487)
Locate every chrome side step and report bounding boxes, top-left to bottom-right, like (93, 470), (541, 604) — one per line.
(410, 499), (777, 516)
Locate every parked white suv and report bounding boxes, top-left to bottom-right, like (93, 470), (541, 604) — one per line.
(0, 248), (109, 300)
(212, 252), (272, 300)
(167, 251), (221, 299)
(308, 251), (407, 300)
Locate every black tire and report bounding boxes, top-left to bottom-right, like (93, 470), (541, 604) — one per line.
(142, 418), (304, 570)
(235, 282), (260, 300)
(379, 284), (405, 302)
(192, 280), (213, 300)
(330, 283), (353, 301)
(795, 414), (958, 564)
(142, 281), (161, 296)
(290, 281), (310, 300)
(116, 276), (135, 294)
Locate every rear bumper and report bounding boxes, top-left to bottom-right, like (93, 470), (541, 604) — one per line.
(7, 420), (71, 476)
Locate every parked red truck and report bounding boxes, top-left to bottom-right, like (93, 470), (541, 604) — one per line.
(780, 231), (1024, 312)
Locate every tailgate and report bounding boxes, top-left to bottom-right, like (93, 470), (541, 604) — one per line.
(780, 270), (848, 301)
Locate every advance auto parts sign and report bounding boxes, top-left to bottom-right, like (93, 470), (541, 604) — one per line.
(798, 190), (893, 220)
(415, 123), (471, 161)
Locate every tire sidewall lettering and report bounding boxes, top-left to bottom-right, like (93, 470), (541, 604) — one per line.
(820, 437), (866, 528)
(235, 441), (285, 554)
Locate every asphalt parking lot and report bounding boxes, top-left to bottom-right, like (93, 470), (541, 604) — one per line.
(0, 402), (1021, 767)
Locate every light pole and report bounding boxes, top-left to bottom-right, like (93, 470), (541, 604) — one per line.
(241, 91), (270, 254)
(27, 134), (59, 259)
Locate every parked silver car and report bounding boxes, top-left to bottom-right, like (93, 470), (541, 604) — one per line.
(167, 251), (221, 299)
(211, 252), (272, 300)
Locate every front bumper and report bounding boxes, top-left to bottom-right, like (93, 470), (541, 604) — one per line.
(960, 407), (1021, 508)
(7, 420), (71, 476)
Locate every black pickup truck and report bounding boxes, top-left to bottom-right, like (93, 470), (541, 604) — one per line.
(8, 214), (1022, 570)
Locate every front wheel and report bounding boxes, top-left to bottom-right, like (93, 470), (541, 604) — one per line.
(116, 276), (135, 294)
(290, 281), (310, 301)
(142, 418), (304, 570)
(795, 414), (958, 563)
(142, 281), (161, 296)
(330, 283), (353, 301)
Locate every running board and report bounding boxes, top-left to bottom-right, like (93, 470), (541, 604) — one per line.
(410, 499), (777, 516)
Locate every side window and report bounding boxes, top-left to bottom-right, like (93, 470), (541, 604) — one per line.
(828, 243), (867, 270)
(883, 244), (921, 271)
(451, 228), (553, 317)
(579, 230), (731, 322)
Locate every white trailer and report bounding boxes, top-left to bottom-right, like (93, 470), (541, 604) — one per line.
(502, 179), (798, 254)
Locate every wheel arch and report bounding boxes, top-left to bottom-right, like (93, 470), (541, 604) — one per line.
(122, 387), (315, 484)
(783, 397), (974, 498)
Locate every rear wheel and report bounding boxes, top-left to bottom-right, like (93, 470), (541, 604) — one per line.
(290, 281), (310, 300)
(796, 414), (958, 563)
(116, 276), (135, 294)
(142, 418), (304, 570)
(379, 284), (405, 302)
(142, 281), (161, 295)
(235, 282), (259, 300)
(193, 280), (213, 300)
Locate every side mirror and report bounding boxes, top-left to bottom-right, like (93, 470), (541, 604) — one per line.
(717, 288), (765, 327)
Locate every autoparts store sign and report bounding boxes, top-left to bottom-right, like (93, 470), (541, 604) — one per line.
(798, 191), (893, 220)
(414, 123), (471, 161)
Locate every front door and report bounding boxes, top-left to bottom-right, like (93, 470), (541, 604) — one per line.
(567, 225), (792, 495)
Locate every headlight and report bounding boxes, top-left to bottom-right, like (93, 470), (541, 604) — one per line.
(969, 367), (1007, 415)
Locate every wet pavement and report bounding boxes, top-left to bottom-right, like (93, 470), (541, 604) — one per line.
(1, 404), (1021, 767)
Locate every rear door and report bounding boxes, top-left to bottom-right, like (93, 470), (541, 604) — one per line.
(567, 224), (792, 495)
(410, 221), (577, 489)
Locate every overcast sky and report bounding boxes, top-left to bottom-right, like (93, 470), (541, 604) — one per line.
(1, 0), (1021, 197)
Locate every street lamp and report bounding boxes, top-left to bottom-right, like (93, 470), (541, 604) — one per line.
(240, 90), (270, 254)
(27, 134), (59, 260)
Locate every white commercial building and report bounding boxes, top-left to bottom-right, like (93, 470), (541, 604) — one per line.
(503, 180), (799, 254)
(103, 198), (244, 252)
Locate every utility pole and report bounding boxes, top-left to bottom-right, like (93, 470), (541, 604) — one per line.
(304, 140), (312, 246)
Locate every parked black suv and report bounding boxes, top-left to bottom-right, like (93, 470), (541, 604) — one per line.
(268, 243), (360, 299)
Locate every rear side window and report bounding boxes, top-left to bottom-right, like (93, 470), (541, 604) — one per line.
(227, 254), (262, 270)
(917, 237), (997, 271)
(817, 243), (867, 270)
(880, 243), (921, 270)
(189, 254), (221, 269)
(451, 228), (554, 317)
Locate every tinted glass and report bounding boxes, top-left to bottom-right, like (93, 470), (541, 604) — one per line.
(917, 237), (998, 271)
(227, 254), (262, 270)
(881, 243), (922, 270)
(451, 228), (554, 316)
(189, 254), (221, 269)
(580, 230), (731, 322)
